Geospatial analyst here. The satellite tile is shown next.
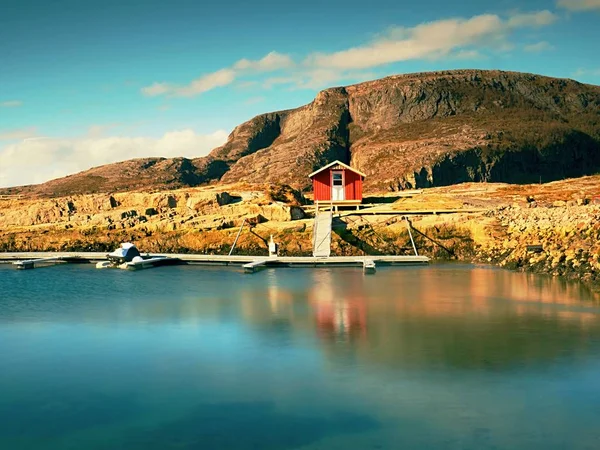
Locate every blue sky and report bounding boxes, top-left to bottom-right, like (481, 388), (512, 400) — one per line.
(1, 0), (600, 187)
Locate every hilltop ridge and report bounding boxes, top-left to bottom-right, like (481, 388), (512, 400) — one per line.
(4, 69), (600, 197)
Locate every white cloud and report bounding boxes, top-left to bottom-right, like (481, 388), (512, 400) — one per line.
(0, 127), (37, 140)
(557, 0), (600, 11)
(304, 11), (557, 70)
(524, 41), (554, 52)
(0, 129), (228, 187)
(573, 68), (600, 77)
(141, 82), (171, 97)
(236, 80), (259, 89)
(86, 124), (119, 138)
(233, 51), (294, 71)
(1, 100), (22, 108)
(263, 70), (377, 90)
(297, 69), (377, 89)
(142, 51), (292, 98)
(141, 11), (558, 97)
(506, 11), (558, 27)
(142, 69), (236, 98)
(174, 69), (236, 97)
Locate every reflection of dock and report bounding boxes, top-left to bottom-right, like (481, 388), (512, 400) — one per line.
(2, 252), (428, 271)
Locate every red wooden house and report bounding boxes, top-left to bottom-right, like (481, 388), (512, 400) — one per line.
(308, 160), (366, 205)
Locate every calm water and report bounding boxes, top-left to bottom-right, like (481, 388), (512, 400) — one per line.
(1, 263), (600, 449)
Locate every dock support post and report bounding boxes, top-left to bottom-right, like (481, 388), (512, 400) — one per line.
(405, 217), (419, 256)
(229, 219), (247, 256)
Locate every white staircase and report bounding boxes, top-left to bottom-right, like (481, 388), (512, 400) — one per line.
(312, 212), (333, 257)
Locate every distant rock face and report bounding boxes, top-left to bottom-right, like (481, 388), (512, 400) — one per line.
(2, 157), (209, 198)
(207, 70), (600, 190)
(213, 88), (351, 186)
(4, 70), (600, 197)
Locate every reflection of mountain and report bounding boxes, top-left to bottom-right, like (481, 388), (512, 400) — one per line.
(32, 265), (600, 373)
(302, 266), (600, 372)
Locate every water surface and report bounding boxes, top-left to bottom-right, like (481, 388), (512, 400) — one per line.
(1, 263), (600, 449)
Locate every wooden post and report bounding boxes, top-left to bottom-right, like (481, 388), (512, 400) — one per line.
(229, 219), (246, 256)
(404, 217), (419, 256)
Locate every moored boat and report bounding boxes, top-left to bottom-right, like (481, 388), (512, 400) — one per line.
(96, 243), (175, 270)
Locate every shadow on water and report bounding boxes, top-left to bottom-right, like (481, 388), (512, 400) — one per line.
(119, 402), (377, 450)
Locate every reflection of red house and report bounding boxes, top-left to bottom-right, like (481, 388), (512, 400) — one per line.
(309, 160), (365, 204)
(308, 271), (368, 343)
(314, 300), (367, 342)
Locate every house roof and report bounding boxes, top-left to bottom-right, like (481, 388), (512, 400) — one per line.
(308, 160), (366, 179)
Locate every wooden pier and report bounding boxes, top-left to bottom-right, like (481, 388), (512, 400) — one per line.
(13, 256), (65, 270)
(12, 255), (96, 270)
(243, 260), (268, 273)
(1, 252), (429, 272)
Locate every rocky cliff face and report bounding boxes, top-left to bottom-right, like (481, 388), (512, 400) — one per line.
(196, 88), (352, 186)
(5, 70), (599, 197)
(212, 70), (600, 190)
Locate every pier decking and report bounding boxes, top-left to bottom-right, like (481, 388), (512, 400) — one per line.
(1, 252), (429, 271)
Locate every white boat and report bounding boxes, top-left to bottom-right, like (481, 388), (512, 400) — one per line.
(96, 243), (174, 270)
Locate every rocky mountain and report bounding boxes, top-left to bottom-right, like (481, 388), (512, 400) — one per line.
(205, 69), (600, 190)
(5, 69), (600, 197)
(1, 157), (206, 197)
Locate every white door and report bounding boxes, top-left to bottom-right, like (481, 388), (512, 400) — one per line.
(331, 171), (345, 201)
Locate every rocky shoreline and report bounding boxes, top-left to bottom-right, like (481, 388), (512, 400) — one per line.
(470, 203), (600, 290)
(1, 180), (599, 291)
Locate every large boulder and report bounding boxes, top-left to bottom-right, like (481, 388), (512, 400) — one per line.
(186, 191), (234, 211)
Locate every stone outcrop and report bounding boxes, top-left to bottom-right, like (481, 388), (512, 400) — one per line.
(0, 184), (306, 232)
(476, 203), (600, 286)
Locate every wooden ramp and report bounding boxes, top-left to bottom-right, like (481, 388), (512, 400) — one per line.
(13, 256), (65, 270)
(243, 260), (268, 273)
(312, 212), (332, 257)
(362, 259), (376, 274)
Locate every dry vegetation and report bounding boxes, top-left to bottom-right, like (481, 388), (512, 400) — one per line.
(2, 176), (600, 291)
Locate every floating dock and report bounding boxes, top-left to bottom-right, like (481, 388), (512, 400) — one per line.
(243, 259), (269, 273)
(12, 255), (98, 270)
(362, 259), (377, 274)
(1, 252), (429, 272)
(14, 256), (65, 270)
